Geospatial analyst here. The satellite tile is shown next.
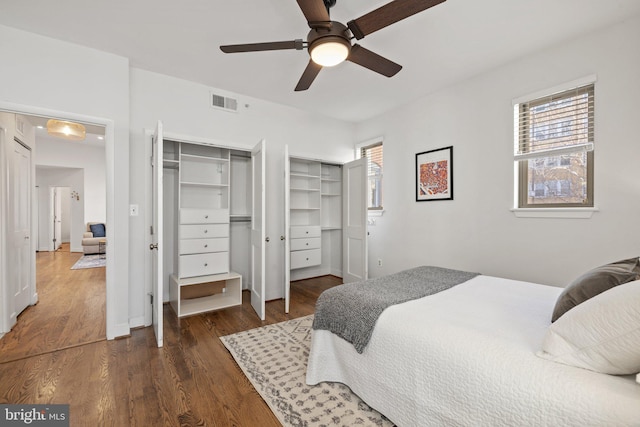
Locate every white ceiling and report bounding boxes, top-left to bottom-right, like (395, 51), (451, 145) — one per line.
(2, 0), (640, 122)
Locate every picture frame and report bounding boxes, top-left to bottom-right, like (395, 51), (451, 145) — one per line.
(415, 146), (453, 202)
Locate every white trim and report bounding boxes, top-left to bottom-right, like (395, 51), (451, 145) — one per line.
(129, 315), (146, 329)
(511, 207), (598, 219)
(514, 142), (594, 161)
(0, 125), (7, 334)
(512, 74), (597, 106)
(0, 101), (119, 340)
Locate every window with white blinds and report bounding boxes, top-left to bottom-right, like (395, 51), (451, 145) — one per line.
(515, 84), (594, 160)
(514, 81), (595, 208)
(360, 142), (383, 210)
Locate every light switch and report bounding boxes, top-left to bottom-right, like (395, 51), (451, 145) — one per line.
(130, 204), (139, 216)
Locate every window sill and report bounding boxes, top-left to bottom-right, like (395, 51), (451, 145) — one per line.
(511, 207), (598, 219)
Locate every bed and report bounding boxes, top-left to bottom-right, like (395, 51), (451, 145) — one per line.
(306, 267), (640, 426)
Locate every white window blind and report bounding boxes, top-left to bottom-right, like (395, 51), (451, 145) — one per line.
(361, 142), (383, 210)
(515, 83), (594, 161)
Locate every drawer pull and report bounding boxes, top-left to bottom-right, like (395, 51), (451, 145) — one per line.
(205, 215), (209, 219)
(204, 229), (208, 233)
(204, 244), (208, 248)
(306, 243), (309, 246)
(306, 258), (309, 261)
(306, 231), (309, 234)
(204, 263), (208, 267)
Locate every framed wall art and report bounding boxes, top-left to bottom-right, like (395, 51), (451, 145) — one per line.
(415, 146), (453, 202)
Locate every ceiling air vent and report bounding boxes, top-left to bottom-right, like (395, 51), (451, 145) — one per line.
(211, 92), (238, 113)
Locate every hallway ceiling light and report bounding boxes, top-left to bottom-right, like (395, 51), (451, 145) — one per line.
(46, 119), (86, 141)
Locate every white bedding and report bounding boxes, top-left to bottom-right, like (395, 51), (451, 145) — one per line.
(306, 275), (640, 426)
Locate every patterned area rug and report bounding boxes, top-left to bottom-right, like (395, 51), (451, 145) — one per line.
(71, 255), (106, 270)
(220, 315), (393, 427)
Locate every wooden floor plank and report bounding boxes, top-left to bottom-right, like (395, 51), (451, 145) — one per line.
(0, 254), (341, 427)
(0, 246), (107, 363)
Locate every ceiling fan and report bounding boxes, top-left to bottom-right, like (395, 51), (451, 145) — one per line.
(220, 0), (446, 91)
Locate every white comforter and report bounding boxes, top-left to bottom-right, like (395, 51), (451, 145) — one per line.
(306, 275), (640, 426)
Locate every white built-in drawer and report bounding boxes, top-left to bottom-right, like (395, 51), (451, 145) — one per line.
(179, 252), (229, 278)
(290, 249), (321, 269)
(180, 208), (229, 225)
(180, 224), (228, 239)
(290, 226), (321, 239)
(179, 238), (228, 255)
(290, 237), (321, 251)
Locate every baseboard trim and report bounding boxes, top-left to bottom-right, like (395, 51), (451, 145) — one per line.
(129, 316), (145, 329)
(108, 322), (130, 340)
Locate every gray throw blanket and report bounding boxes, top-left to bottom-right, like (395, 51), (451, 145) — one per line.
(312, 266), (480, 353)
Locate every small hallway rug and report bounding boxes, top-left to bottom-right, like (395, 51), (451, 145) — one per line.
(220, 315), (393, 427)
(71, 254), (106, 270)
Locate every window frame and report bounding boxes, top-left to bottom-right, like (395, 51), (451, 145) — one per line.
(514, 78), (595, 209)
(355, 138), (384, 212)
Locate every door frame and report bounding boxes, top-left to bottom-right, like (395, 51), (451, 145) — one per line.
(142, 129), (256, 327)
(0, 101), (116, 339)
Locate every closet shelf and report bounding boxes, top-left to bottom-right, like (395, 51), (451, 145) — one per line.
(180, 181), (229, 188)
(181, 153), (229, 163)
(290, 172), (320, 179)
(163, 159), (179, 169)
(291, 187), (321, 192)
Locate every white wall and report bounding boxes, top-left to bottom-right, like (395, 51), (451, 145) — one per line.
(61, 187), (71, 243)
(35, 168), (84, 252)
(356, 15), (640, 287)
(129, 68), (355, 324)
(35, 137), (106, 225)
(0, 24), (130, 338)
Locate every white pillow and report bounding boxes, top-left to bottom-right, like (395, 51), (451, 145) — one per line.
(537, 279), (640, 375)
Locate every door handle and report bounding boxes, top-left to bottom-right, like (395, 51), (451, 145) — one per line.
(149, 243), (158, 250)
(280, 235), (285, 241)
(265, 237), (270, 242)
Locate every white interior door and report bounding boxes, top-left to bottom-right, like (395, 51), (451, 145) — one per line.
(10, 139), (32, 319)
(342, 157), (368, 283)
(150, 121), (163, 347)
(283, 145), (291, 313)
(250, 139), (266, 320)
(53, 187), (62, 250)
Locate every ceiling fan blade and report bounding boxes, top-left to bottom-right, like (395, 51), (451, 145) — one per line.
(347, 0), (446, 40)
(295, 60), (323, 91)
(296, 0), (331, 28)
(347, 44), (402, 77)
(220, 40), (304, 53)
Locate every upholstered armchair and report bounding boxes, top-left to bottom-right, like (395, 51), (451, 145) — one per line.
(82, 222), (106, 255)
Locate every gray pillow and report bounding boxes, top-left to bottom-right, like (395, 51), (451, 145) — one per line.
(552, 257), (640, 322)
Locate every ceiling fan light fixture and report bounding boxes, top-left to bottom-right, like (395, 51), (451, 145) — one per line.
(310, 37), (350, 67)
(46, 119), (86, 141)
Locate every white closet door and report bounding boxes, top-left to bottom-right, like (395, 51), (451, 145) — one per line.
(151, 120), (163, 347)
(342, 157), (368, 283)
(10, 139), (32, 319)
(283, 145), (291, 313)
(250, 139), (266, 320)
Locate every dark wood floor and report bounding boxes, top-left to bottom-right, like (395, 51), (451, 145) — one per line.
(0, 244), (106, 364)
(0, 248), (341, 426)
